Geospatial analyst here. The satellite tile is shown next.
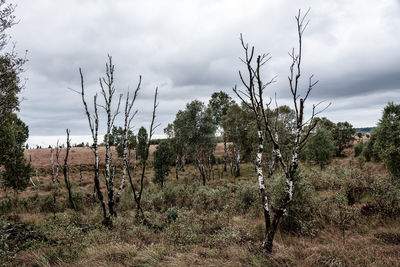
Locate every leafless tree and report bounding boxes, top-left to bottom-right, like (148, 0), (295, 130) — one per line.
(28, 155), (35, 187)
(53, 140), (62, 184)
(78, 65), (110, 227)
(233, 9), (329, 253)
(50, 147), (55, 183)
(79, 166), (83, 186)
(99, 55), (122, 217)
(128, 87), (159, 221)
(63, 129), (77, 211)
(116, 76), (141, 204)
(49, 146), (59, 216)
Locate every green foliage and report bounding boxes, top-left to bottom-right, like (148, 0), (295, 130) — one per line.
(173, 100), (216, 182)
(328, 192), (360, 241)
(314, 117), (336, 132)
(305, 127), (335, 169)
(333, 121), (356, 156)
(373, 102), (400, 178)
(165, 208), (179, 224)
(354, 141), (364, 157)
(0, 9), (30, 194)
(234, 181), (258, 213)
(279, 173), (321, 236)
(362, 133), (379, 162)
(153, 140), (173, 189)
(0, 113), (31, 192)
(137, 126), (148, 162)
(104, 126), (137, 157)
(369, 177), (400, 216)
(222, 103), (257, 163)
(0, 53), (26, 118)
(267, 105), (297, 163)
(208, 91), (234, 126)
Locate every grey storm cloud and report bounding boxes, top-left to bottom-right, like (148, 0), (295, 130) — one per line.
(5, 0), (400, 146)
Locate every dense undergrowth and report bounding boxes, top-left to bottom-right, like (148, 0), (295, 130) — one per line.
(1, 159), (400, 266)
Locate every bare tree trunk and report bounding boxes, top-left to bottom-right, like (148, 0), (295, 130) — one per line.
(63, 129), (77, 211)
(116, 77), (140, 204)
(175, 155), (179, 180)
(180, 153), (186, 171)
(223, 133), (228, 172)
(99, 55), (122, 217)
(35, 169), (40, 184)
(196, 157), (207, 186)
(234, 147), (240, 177)
(79, 67), (111, 227)
(129, 87), (159, 222)
(50, 148), (55, 183)
(267, 155), (276, 178)
(232, 11), (328, 252)
(79, 166), (83, 186)
(50, 146), (58, 217)
(28, 155), (35, 187)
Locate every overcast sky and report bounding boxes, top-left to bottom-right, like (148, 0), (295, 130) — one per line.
(7, 0), (400, 146)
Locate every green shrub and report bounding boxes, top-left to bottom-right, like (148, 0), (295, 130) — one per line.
(279, 173), (321, 236)
(234, 181), (258, 213)
(369, 177), (400, 216)
(193, 186), (223, 212)
(165, 207), (179, 224)
(354, 141), (364, 157)
(39, 194), (59, 213)
(305, 127), (335, 169)
(372, 102), (400, 178)
(323, 193), (360, 241)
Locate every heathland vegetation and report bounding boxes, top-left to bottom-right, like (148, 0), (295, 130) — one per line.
(1, 3), (400, 266)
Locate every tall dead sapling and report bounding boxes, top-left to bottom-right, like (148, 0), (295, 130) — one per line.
(127, 87), (159, 220)
(49, 145), (60, 216)
(79, 166), (83, 186)
(116, 76), (141, 204)
(28, 155), (35, 187)
(233, 9), (330, 252)
(54, 140), (61, 183)
(78, 66), (110, 226)
(99, 55), (122, 217)
(63, 129), (77, 211)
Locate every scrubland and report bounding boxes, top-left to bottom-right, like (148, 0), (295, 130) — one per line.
(1, 148), (400, 266)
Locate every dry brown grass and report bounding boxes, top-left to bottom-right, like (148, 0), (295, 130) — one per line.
(2, 149), (400, 266)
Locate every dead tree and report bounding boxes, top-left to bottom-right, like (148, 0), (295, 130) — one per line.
(35, 170), (40, 184)
(128, 87), (159, 221)
(99, 55), (122, 217)
(50, 147), (56, 183)
(79, 166), (83, 186)
(116, 76), (141, 204)
(28, 155), (35, 187)
(79, 67), (110, 227)
(63, 129), (77, 211)
(49, 146), (59, 216)
(54, 140), (61, 184)
(233, 9), (329, 253)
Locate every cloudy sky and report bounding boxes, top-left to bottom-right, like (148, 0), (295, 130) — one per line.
(7, 0), (400, 146)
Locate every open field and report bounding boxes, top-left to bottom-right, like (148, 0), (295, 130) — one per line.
(1, 146), (400, 266)
(23, 143), (228, 170)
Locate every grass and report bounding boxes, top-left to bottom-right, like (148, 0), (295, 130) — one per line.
(1, 159), (400, 266)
